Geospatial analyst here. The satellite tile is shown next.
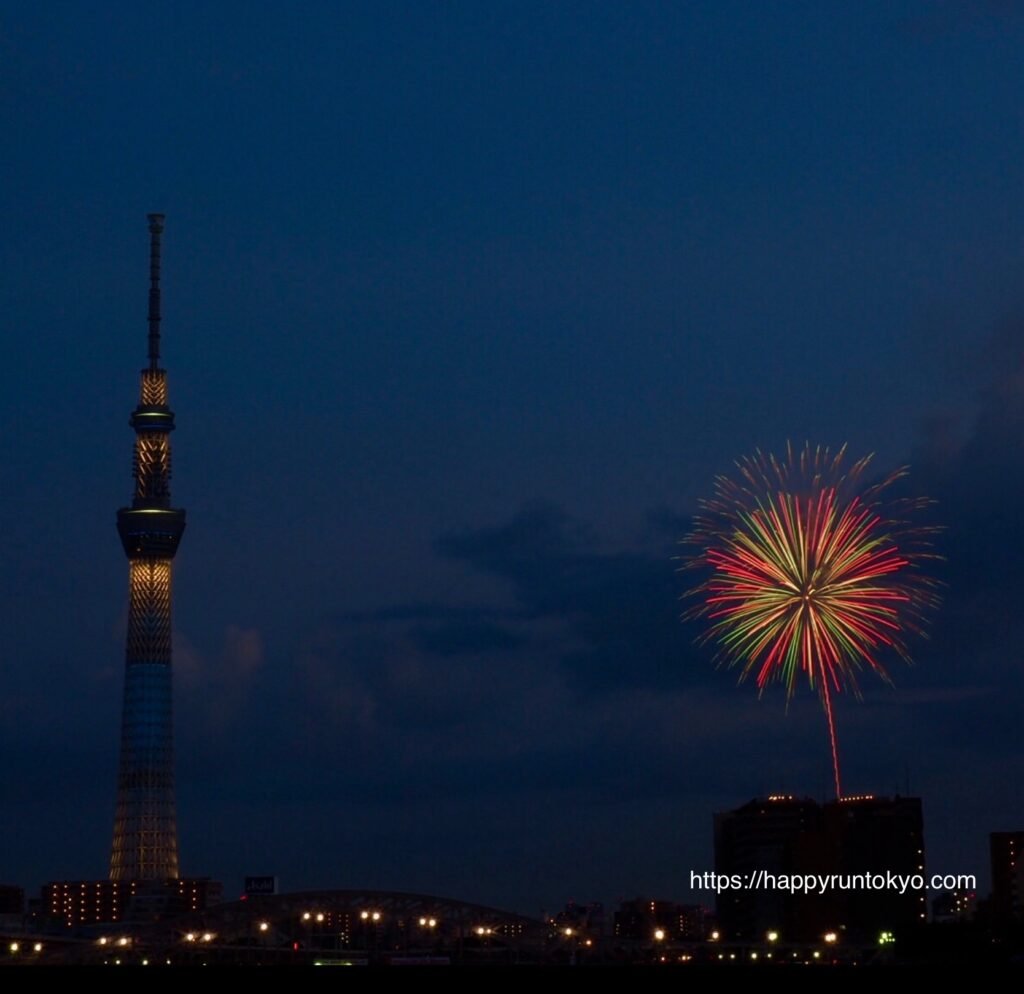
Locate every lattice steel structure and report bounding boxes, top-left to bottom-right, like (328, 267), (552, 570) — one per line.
(109, 214), (186, 880)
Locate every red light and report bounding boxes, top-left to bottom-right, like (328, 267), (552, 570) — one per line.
(292, 942), (300, 951)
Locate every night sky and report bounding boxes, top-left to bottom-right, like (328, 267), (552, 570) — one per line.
(2, 2), (1023, 916)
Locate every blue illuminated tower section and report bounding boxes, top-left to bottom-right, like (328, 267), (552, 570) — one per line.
(110, 214), (186, 880)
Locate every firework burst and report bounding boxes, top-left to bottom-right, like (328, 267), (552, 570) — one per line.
(683, 442), (941, 797)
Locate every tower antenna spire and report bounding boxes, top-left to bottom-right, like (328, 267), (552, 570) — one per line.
(147, 213), (165, 369)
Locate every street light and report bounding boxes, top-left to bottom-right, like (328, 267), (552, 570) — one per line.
(767, 930), (779, 943)
(654, 929), (665, 942)
(823, 931), (838, 944)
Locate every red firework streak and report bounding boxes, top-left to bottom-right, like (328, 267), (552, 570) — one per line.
(684, 442), (940, 798)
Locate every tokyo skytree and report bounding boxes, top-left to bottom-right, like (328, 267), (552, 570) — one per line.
(109, 214), (186, 880)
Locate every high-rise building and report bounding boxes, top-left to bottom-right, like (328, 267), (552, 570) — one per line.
(822, 795), (926, 937)
(713, 795), (821, 940)
(990, 831), (1024, 925)
(109, 215), (186, 881)
(713, 794), (926, 941)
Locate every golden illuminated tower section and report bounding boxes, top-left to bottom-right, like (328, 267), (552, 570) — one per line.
(110, 214), (186, 880)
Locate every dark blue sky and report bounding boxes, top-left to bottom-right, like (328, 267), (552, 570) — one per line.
(2, 1), (1023, 914)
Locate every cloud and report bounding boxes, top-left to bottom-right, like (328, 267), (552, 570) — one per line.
(408, 620), (524, 656)
(901, 0), (1024, 39)
(224, 624), (265, 676)
(176, 624), (266, 735)
(435, 502), (700, 693)
(901, 318), (1024, 749)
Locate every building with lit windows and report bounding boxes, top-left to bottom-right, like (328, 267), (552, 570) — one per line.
(40, 878), (221, 927)
(822, 794), (926, 937)
(932, 889), (977, 923)
(612, 898), (709, 942)
(991, 831), (1024, 925)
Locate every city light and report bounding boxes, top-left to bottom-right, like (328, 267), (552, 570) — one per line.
(9, 942), (19, 954)
(709, 930), (720, 941)
(654, 929), (665, 942)
(33, 943), (42, 953)
(767, 930), (779, 942)
(824, 931), (838, 944)
(258, 922), (269, 932)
